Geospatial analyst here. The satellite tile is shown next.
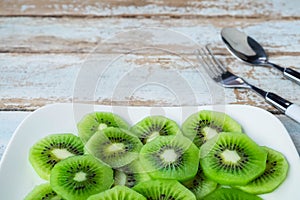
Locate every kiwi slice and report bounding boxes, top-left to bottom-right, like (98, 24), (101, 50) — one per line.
(131, 116), (182, 144)
(24, 183), (63, 200)
(139, 135), (199, 181)
(133, 179), (196, 200)
(50, 155), (114, 200)
(87, 185), (146, 200)
(203, 188), (262, 200)
(85, 127), (143, 168)
(236, 146), (289, 194)
(182, 110), (242, 147)
(77, 112), (130, 143)
(182, 163), (218, 199)
(29, 133), (84, 180)
(200, 132), (267, 186)
(114, 159), (151, 188)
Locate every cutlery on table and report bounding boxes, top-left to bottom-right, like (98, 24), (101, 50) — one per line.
(221, 27), (300, 84)
(195, 45), (300, 123)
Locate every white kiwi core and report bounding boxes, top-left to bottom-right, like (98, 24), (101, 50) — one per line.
(203, 127), (218, 140)
(147, 131), (160, 142)
(115, 171), (127, 185)
(98, 123), (108, 131)
(160, 149), (178, 163)
(73, 171), (87, 182)
(107, 143), (124, 152)
(221, 149), (241, 163)
(52, 149), (74, 160)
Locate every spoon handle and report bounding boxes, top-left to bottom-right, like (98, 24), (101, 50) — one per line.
(284, 68), (300, 84)
(268, 62), (300, 84)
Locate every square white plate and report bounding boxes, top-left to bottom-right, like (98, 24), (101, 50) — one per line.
(0, 103), (299, 199)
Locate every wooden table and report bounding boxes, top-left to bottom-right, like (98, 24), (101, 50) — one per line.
(1, 0), (300, 159)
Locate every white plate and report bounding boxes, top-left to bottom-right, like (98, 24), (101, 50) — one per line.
(0, 103), (299, 199)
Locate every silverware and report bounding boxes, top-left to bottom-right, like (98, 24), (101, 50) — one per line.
(196, 45), (300, 123)
(221, 27), (300, 84)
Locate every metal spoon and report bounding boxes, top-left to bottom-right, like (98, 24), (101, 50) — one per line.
(221, 27), (300, 84)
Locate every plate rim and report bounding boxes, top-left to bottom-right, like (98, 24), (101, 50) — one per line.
(0, 103), (299, 199)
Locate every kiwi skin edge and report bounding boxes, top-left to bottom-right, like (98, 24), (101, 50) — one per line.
(235, 146), (289, 195)
(182, 110), (242, 148)
(50, 155), (114, 200)
(133, 179), (197, 200)
(87, 185), (147, 200)
(139, 135), (200, 182)
(29, 133), (85, 180)
(200, 132), (268, 186)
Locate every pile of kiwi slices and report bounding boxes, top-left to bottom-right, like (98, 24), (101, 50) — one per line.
(25, 110), (289, 200)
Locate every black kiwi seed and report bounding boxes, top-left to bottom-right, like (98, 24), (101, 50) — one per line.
(24, 183), (63, 200)
(29, 133), (85, 180)
(50, 155), (114, 200)
(193, 120), (223, 146)
(130, 116), (182, 144)
(182, 165), (218, 199)
(85, 127), (143, 168)
(235, 146), (289, 195)
(77, 112), (130, 143)
(140, 135), (199, 181)
(133, 179), (197, 200)
(87, 185), (147, 200)
(182, 110), (242, 148)
(212, 143), (250, 173)
(152, 144), (185, 169)
(200, 132), (267, 186)
(113, 159), (151, 188)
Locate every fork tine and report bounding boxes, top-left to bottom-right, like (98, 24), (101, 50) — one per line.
(200, 47), (221, 76)
(195, 48), (219, 80)
(205, 45), (227, 74)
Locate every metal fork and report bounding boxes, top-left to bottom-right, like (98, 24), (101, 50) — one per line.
(195, 45), (300, 123)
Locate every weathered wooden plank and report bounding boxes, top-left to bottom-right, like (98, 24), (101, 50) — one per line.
(1, 53), (299, 111)
(0, 111), (30, 158)
(0, 0), (299, 18)
(1, 17), (300, 54)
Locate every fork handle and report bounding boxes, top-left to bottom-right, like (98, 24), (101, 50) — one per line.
(265, 92), (300, 123)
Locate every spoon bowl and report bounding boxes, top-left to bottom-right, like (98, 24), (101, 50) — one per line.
(221, 27), (300, 84)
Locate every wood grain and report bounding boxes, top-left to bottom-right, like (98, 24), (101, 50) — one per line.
(1, 53), (299, 111)
(0, 1), (299, 113)
(1, 0), (299, 18)
(1, 17), (300, 54)
(0, 111), (30, 158)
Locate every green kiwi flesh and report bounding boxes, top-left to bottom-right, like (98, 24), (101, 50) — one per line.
(182, 110), (242, 147)
(236, 146), (289, 194)
(24, 183), (63, 200)
(133, 179), (196, 200)
(85, 127), (143, 168)
(131, 115), (181, 144)
(77, 112), (130, 143)
(26, 110), (291, 199)
(200, 132), (267, 185)
(114, 159), (151, 188)
(87, 185), (146, 200)
(182, 164), (218, 199)
(29, 133), (84, 180)
(50, 155), (113, 200)
(139, 135), (199, 181)
(203, 188), (262, 200)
